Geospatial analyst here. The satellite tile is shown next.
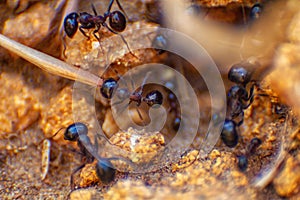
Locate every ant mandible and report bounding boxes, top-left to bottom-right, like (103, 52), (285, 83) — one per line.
(64, 122), (116, 189)
(63, 0), (134, 56)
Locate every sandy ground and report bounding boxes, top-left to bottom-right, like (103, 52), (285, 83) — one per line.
(0, 0), (300, 199)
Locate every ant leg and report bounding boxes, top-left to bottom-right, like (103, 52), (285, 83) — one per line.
(93, 25), (104, 55)
(115, 0), (129, 19)
(91, 3), (98, 16)
(70, 163), (86, 190)
(106, 0), (128, 19)
(236, 112), (244, 127)
(139, 72), (151, 95)
(79, 26), (91, 40)
(102, 22), (138, 58)
(96, 133), (114, 146)
(61, 35), (68, 58)
(106, 0), (114, 14)
(242, 85), (255, 109)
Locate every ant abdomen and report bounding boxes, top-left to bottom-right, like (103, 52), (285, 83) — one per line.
(96, 159), (116, 184)
(64, 12), (79, 38)
(64, 122), (88, 141)
(221, 119), (239, 148)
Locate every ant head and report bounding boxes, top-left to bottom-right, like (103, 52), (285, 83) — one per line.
(228, 64), (253, 85)
(101, 78), (118, 99)
(109, 11), (126, 32)
(64, 12), (79, 38)
(96, 159), (116, 184)
(250, 3), (262, 20)
(64, 122), (88, 142)
(221, 119), (238, 148)
(145, 90), (163, 107)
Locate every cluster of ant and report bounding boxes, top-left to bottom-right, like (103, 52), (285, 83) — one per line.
(62, 0), (183, 190)
(61, 0), (265, 190)
(220, 62), (262, 171)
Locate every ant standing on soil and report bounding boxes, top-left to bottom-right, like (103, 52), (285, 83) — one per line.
(237, 137), (262, 171)
(63, 122), (116, 189)
(63, 0), (135, 56)
(101, 76), (163, 108)
(220, 62), (257, 148)
(101, 75), (163, 122)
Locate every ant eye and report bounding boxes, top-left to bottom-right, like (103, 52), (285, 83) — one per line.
(64, 12), (79, 38)
(109, 11), (126, 32)
(64, 122), (88, 141)
(221, 119), (238, 148)
(145, 90), (163, 107)
(101, 78), (118, 99)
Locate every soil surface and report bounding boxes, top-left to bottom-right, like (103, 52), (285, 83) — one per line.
(0, 0), (300, 200)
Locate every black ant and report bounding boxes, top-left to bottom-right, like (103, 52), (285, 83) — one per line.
(100, 75), (163, 122)
(63, 122), (116, 189)
(227, 62), (257, 125)
(63, 0), (135, 56)
(163, 81), (181, 131)
(101, 77), (163, 106)
(221, 62), (257, 147)
(237, 137), (262, 171)
(249, 3), (262, 20)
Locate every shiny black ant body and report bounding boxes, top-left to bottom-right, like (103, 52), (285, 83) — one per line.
(64, 122), (115, 189)
(63, 0), (134, 55)
(221, 62), (256, 147)
(220, 119), (239, 148)
(227, 63), (256, 125)
(237, 137), (262, 171)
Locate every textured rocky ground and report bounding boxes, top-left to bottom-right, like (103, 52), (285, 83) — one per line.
(0, 0), (300, 199)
